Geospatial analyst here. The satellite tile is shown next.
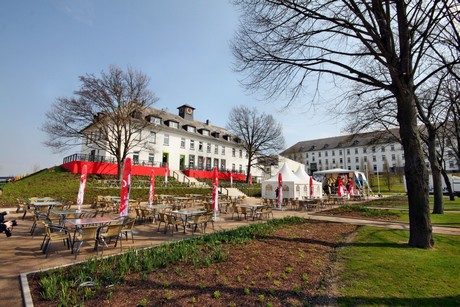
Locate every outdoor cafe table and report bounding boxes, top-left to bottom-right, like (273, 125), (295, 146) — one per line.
(172, 209), (207, 233)
(237, 204), (265, 221)
(50, 209), (92, 224)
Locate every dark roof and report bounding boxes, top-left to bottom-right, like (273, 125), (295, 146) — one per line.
(144, 106), (238, 142)
(281, 128), (400, 154)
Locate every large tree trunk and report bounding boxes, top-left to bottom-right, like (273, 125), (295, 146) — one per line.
(427, 128), (444, 214)
(396, 93), (433, 248)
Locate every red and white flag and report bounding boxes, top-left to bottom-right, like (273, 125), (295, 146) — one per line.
(229, 170), (233, 187)
(249, 173), (253, 186)
(212, 167), (219, 214)
(278, 172), (283, 208)
(148, 169), (155, 205)
(309, 176), (314, 199)
(164, 162), (169, 185)
(119, 158), (132, 217)
(76, 164), (87, 212)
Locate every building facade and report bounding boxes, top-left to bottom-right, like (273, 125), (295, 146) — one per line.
(281, 129), (459, 175)
(80, 104), (251, 175)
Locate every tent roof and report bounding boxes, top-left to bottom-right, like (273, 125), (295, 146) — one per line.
(264, 162), (301, 183)
(293, 166), (310, 184)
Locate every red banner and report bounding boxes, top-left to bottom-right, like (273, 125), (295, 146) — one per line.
(278, 172), (283, 207)
(76, 164), (87, 211)
(149, 169), (155, 205)
(212, 167), (219, 213)
(119, 158), (132, 217)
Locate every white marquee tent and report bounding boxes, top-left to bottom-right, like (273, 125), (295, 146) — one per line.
(262, 163), (323, 199)
(293, 166), (323, 198)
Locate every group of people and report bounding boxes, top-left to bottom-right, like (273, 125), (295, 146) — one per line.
(322, 175), (356, 196)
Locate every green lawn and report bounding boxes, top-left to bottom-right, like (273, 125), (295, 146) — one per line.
(395, 211), (460, 227)
(338, 227), (460, 306)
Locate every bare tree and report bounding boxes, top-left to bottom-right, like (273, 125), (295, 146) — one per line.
(226, 105), (285, 183)
(42, 65), (159, 178)
(231, 0), (460, 248)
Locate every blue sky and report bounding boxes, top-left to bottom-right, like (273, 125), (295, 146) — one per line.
(0, 0), (342, 176)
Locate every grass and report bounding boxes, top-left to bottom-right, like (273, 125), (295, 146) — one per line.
(0, 166), (219, 207)
(338, 227), (460, 306)
(395, 211), (460, 227)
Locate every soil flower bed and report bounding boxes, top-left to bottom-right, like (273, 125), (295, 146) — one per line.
(28, 218), (357, 306)
(319, 205), (401, 221)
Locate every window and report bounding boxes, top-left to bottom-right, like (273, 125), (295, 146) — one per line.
(347, 157), (351, 163)
(332, 158), (336, 164)
(149, 131), (156, 144)
(221, 159), (226, 170)
(390, 144), (395, 151)
(202, 129), (210, 136)
(372, 156), (376, 162)
(325, 151), (328, 157)
(339, 150), (342, 155)
(206, 157), (212, 170)
(355, 148), (358, 154)
(221, 146), (225, 155)
(187, 126), (196, 133)
(392, 154), (396, 161)
(180, 138), (185, 149)
(169, 121), (179, 129)
(381, 146), (385, 152)
(363, 147), (367, 153)
(355, 157), (359, 163)
(133, 152), (140, 165)
(382, 155), (386, 161)
(346, 149), (350, 155)
(190, 140), (195, 150)
(198, 141), (203, 152)
(364, 156), (367, 162)
(340, 158), (343, 164)
(306, 153), (309, 158)
(318, 152), (322, 157)
(232, 148), (236, 157)
(332, 150), (335, 156)
(213, 158), (219, 168)
(163, 134), (169, 146)
(232, 163), (236, 171)
(239, 164), (243, 172)
(189, 155), (195, 168)
(150, 116), (161, 125)
(148, 153), (154, 165)
(214, 145), (218, 154)
(207, 143), (211, 153)
(372, 146), (376, 153)
(239, 149), (243, 158)
(198, 156), (204, 169)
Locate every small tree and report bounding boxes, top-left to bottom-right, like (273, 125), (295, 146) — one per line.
(42, 65), (159, 178)
(226, 106), (285, 183)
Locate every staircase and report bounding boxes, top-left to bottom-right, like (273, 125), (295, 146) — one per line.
(172, 170), (209, 188)
(223, 187), (247, 198)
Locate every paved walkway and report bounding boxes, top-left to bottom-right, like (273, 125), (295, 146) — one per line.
(1, 200), (458, 306)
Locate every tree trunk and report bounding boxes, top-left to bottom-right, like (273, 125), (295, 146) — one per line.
(440, 166), (455, 201)
(427, 129), (444, 214)
(396, 93), (433, 248)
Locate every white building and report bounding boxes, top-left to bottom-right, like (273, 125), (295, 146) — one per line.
(281, 129), (459, 175)
(80, 104), (251, 175)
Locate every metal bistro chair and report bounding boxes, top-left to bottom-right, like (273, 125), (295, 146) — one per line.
(41, 224), (71, 258)
(72, 226), (100, 259)
(120, 217), (136, 243)
(99, 223), (123, 255)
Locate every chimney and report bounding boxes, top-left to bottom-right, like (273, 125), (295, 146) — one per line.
(205, 119), (210, 125)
